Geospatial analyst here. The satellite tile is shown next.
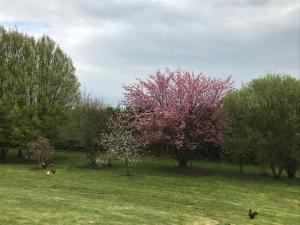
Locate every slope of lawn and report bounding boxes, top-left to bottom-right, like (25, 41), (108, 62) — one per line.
(0, 150), (299, 225)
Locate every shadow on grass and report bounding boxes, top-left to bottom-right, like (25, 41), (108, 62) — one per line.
(0, 157), (36, 165)
(149, 163), (300, 185)
(75, 163), (121, 171)
(2, 151), (299, 185)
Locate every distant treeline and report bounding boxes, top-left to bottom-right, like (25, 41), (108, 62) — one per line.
(0, 26), (299, 179)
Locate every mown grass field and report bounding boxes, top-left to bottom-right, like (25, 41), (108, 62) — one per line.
(0, 150), (299, 225)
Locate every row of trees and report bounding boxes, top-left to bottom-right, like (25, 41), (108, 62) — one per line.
(120, 71), (299, 178)
(0, 26), (118, 167)
(56, 92), (116, 167)
(222, 75), (300, 178)
(0, 27), (298, 178)
(0, 27), (115, 168)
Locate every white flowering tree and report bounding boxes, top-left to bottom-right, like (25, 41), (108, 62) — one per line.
(100, 114), (139, 175)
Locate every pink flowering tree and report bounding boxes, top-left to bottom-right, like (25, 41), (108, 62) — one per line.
(123, 69), (232, 167)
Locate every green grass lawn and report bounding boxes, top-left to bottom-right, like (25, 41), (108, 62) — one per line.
(0, 151), (299, 225)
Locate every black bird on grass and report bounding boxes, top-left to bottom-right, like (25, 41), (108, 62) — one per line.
(248, 209), (258, 219)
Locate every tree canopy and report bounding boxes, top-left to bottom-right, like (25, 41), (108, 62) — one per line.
(0, 26), (80, 154)
(223, 74), (300, 178)
(123, 69), (232, 167)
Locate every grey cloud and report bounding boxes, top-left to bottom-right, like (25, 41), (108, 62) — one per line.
(0, 0), (299, 104)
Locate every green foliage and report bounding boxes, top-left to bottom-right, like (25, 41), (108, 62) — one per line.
(0, 104), (10, 159)
(79, 95), (106, 166)
(249, 75), (300, 178)
(223, 74), (300, 178)
(0, 104), (11, 148)
(222, 87), (258, 174)
(0, 26), (80, 151)
(56, 92), (117, 166)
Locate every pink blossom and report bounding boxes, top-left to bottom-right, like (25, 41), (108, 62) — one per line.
(123, 68), (233, 152)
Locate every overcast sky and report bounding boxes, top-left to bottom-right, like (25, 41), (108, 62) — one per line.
(0, 0), (299, 104)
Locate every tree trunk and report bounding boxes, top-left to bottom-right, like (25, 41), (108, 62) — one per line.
(286, 161), (297, 178)
(270, 166), (277, 178)
(38, 156), (42, 168)
(87, 150), (97, 168)
(125, 157), (130, 176)
(89, 155), (97, 167)
(287, 169), (297, 178)
(17, 148), (22, 158)
(107, 155), (112, 167)
(270, 165), (283, 179)
(278, 167), (283, 179)
(239, 162), (244, 175)
(175, 149), (189, 168)
(0, 148), (8, 160)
